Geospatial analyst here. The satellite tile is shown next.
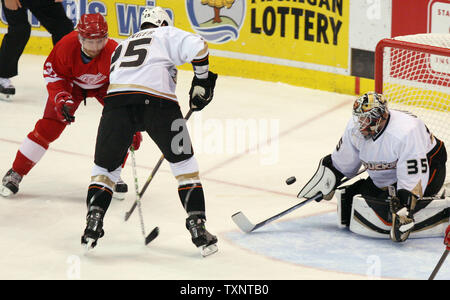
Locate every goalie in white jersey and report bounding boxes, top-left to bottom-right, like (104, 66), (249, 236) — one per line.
(299, 92), (447, 243)
(81, 7), (218, 256)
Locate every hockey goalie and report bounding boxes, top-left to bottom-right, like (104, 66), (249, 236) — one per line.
(299, 92), (449, 242)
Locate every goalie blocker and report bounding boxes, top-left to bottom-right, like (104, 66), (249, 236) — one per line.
(299, 155), (449, 239)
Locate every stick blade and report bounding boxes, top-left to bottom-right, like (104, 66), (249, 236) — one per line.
(232, 212), (256, 233)
(145, 226), (159, 245)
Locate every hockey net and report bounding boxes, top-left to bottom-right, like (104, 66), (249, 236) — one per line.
(375, 34), (450, 184)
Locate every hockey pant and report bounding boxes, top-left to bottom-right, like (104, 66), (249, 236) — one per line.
(88, 98), (206, 217)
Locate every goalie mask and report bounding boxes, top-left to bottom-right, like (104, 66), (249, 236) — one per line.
(352, 92), (389, 139)
(140, 6), (173, 29)
(77, 13), (108, 58)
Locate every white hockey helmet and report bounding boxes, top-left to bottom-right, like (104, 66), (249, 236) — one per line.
(140, 6), (173, 29)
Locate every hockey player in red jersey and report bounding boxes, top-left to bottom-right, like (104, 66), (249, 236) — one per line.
(0, 13), (141, 197)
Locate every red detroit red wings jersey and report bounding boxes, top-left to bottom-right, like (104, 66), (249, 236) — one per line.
(43, 31), (118, 101)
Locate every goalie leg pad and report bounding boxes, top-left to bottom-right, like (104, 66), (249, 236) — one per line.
(349, 195), (391, 239)
(348, 195), (450, 239)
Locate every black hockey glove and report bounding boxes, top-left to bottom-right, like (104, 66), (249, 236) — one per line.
(189, 71), (218, 111)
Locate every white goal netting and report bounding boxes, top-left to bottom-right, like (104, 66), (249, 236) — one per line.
(376, 33), (450, 183)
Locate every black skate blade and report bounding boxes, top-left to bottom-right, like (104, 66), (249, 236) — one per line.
(145, 226), (159, 245)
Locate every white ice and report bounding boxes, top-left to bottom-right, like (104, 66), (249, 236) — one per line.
(0, 55), (447, 280)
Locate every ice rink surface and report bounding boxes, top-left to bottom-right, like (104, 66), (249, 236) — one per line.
(0, 55), (448, 280)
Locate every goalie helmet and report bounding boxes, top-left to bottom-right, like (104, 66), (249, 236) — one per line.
(140, 6), (173, 29)
(352, 92), (389, 139)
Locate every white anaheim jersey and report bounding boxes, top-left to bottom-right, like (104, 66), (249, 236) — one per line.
(331, 110), (437, 197)
(108, 26), (206, 102)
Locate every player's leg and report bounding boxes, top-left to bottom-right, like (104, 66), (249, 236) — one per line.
(348, 194), (449, 239)
(144, 101), (217, 256)
(0, 98), (82, 197)
(336, 177), (386, 227)
(82, 105), (135, 248)
(337, 177), (415, 242)
(0, 2), (30, 99)
(26, 0), (74, 45)
(111, 154), (129, 200)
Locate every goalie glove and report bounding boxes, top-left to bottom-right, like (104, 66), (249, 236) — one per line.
(189, 71), (218, 111)
(297, 154), (344, 201)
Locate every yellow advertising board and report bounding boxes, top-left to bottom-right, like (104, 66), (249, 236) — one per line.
(0, 0), (373, 95)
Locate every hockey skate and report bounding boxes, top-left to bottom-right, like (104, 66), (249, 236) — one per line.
(0, 78), (15, 101)
(81, 206), (105, 251)
(390, 197), (415, 242)
(186, 215), (218, 257)
(0, 169), (22, 197)
(112, 178), (128, 200)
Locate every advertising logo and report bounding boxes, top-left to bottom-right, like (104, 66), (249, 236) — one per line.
(186, 0), (246, 44)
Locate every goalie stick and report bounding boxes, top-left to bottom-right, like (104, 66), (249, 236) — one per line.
(124, 109), (194, 222)
(232, 169), (365, 233)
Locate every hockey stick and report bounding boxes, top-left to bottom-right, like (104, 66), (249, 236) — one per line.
(124, 109), (194, 222)
(130, 147), (159, 245)
(428, 249), (449, 280)
(232, 169), (366, 233)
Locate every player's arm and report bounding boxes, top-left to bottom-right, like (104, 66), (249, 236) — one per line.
(169, 29), (218, 111)
(43, 44), (75, 124)
(395, 127), (430, 208)
(188, 40), (217, 111)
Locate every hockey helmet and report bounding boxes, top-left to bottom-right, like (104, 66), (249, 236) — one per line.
(140, 6), (173, 29)
(77, 13), (108, 39)
(352, 92), (389, 139)
(77, 13), (108, 58)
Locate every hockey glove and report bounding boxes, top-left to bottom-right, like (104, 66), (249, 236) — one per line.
(54, 91), (75, 124)
(445, 225), (450, 250)
(189, 71), (218, 111)
(131, 132), (143, 151)
(298, 154), (344, 202)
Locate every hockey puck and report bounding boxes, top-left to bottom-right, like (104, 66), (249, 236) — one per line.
(286, 176), (296, 185)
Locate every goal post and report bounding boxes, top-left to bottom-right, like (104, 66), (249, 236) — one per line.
(375, 34), (450, 183)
